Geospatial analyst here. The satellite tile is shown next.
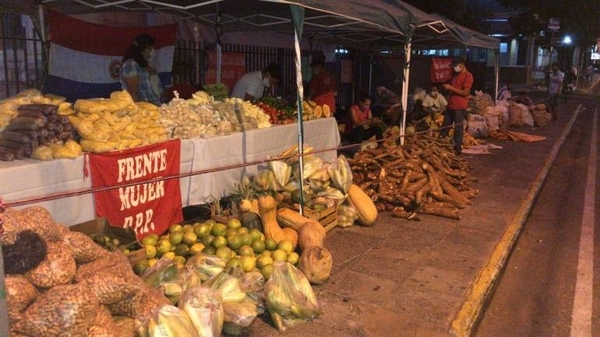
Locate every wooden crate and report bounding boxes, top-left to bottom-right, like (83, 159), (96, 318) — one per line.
(70, 218), (145, 265)
(304, 203), (338, 232)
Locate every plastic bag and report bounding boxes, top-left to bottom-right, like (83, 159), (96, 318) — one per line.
(268, 160), (292, 189)
(142, 257), (181, 289)
(326, 155), (353, 193)
(291, 155), (324, 182)
(337, 204), (359, 228)
(138, 304), (199, 337)
(240, 270), (266, 311)
(202, 268), (247, 303)
(466, 114), (489, 138)
(508, 102), (534, 127)
(264, 261), (321, 332)
(223, 300), (259, 335)
(253, 169), (279, 191)
(179, 287), (224, 337)
(185, 253), (227, 282)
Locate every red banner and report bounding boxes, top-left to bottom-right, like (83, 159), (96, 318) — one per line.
(205, 51), (246, 93)
(89, 140), (183, 239)
(430, 57), (453, 84)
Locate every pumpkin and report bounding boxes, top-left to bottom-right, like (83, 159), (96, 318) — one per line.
(276, 207), (314, 231)
(298, 246), (333, 284)
(258, 195), (298, 250)
(347, 184), (378, 226)
(297, 221), (325, 251)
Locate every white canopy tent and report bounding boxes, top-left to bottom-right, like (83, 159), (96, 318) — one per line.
(0, 0), (500, 145)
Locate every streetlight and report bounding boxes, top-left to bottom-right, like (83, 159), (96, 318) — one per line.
(562, 35), (572, 67)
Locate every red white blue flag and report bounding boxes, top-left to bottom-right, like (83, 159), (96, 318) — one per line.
(45, 11), (176, 102)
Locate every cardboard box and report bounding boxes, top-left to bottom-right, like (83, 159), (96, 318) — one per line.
(70, 218), (145, 265)
(304, 203), (338, 233)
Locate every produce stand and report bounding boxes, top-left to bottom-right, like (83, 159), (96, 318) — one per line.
(0, 118), (339, 225)
(0, 2), (500, 335)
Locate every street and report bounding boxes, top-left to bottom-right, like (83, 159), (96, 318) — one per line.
(475, 92), (600, 336)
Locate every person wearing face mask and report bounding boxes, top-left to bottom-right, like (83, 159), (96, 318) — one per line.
(440, 56), (473, 155)
(231, 63), (281, 102)
(121, 33), (163, 106)
(421, 84), (447, 116)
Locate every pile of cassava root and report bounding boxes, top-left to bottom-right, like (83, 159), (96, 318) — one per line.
(348, 135), (478, 220)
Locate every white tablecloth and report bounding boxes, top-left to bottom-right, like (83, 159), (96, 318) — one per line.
(187, 118), (340, 204)
(0, 118), (340, 226)
(0, 139), (196, 226)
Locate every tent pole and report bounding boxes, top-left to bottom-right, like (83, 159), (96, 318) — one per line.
(400, 33), (413, 146)
(38, 5), (46, 42)
(0, 204), (8, 337)
(0, 243), (7, 337)
(368, 51), (373, 95)
(215, 9), (222, 84)
(194, 25), (201, 87)
(294, 27), (305, 215)
(368, 62), (373, 96)
(290, 6), (306, 215)
(494, 49), (500, 105)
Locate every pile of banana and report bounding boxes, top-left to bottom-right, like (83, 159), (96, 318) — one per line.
(300, 100), (331, 120)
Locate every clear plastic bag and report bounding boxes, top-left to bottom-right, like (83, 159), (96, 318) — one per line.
(264, 261), (321, 332)
(179, 287), (224, 337)
(138, 304), (199, 337)
(326, 155), (353, 193)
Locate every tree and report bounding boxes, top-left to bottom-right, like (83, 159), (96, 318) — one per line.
(496, 0), (600, 47)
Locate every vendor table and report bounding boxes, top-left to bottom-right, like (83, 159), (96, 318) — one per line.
(0, 118), (340, 226)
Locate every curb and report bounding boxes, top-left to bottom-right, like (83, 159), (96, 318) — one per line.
(449, 104), (584, 337)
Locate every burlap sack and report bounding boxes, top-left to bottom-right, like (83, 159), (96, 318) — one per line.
(25, 242), (77, 288)
(13, 283), (100, 337)
(532, 109), (552, 127)
(62, 230), (110, 264)
(5, 275), (39, 322)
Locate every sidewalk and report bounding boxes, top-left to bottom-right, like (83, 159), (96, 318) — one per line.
(248, 91), (581, 336)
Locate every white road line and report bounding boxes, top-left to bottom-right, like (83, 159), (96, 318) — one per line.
(570, 108), (597, 337)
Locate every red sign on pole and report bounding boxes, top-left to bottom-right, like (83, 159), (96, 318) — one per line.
(205, 51), (246, 93)
(430, 57), (453, 84)
(89, 139), (183, 239)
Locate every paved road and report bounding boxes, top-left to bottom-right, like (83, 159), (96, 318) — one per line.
(475, 93), (600, 336)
